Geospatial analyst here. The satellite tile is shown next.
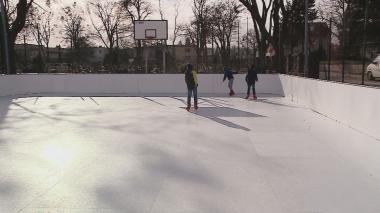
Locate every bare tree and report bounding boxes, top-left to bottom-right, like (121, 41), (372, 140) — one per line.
(172, 2), (182, 45)
(242, 29), (257, 49)
(242, 28), (258, 66)
(239, 0), (286, 71)
(0, 0), (53, 73)
(210, 0), (242, 67)
(180, 23), (197, 45)
(318, 0), (350, 44)
(27, 7), (54, 62)
(40, 12), (53, 61)
(192, 0), (212, 71)
(123, 0), (153, 66)
(239, 0), (273, 70)
(158, 0), (164, 20)
(88, 0), (127, 69)
(123, 0), (153, 21)
(60, 2), (89, 64)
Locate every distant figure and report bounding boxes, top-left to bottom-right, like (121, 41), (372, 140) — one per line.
(185, 64), (198, 111)
(223, 67), (238, 96)
(246, 64), (259, 100)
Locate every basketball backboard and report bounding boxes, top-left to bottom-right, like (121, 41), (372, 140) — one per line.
(134, 20), (168, 40)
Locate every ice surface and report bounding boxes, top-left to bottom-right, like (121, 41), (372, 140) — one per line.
(0, 96), (380, 213)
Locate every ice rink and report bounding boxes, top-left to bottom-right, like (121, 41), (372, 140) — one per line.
(1, 96), (380, 213)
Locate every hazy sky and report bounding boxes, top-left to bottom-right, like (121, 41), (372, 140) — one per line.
(28, 0), (313, 47)
(41, 0), (195, 47)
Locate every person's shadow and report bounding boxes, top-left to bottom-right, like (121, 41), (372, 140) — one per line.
(189, 107), (265, 131)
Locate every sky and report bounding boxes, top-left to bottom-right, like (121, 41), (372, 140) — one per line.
(38, 0), (196, 47)
(25, 0), (258, 47)
(26, 0), (321, 47)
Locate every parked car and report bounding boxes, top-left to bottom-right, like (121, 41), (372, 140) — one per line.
(367, 57), (380, 80)
(150, 67), (161, 74)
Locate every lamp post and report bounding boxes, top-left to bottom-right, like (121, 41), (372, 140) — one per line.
(0, 0), (11, 74)
(328, 17), (332, 81)
(341, 1), (346, 83)
(304, 0), (309, 78)
(361, 0), (369, 85)
(237, 20), (240, 72)
(246, 17), (249, 67)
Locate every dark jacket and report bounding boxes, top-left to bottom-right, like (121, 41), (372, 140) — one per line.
(246, 68), (258, 84)
(223, 68), (237, 81)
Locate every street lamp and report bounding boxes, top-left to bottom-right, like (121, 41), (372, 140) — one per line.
(0, 0), (10, 74)
(304, 0), (309, 78)
(361, 0), (369, 85)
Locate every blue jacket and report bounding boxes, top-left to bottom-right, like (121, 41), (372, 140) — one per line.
(223, 68), (236, 81)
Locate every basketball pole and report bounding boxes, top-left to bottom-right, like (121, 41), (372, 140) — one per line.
(145, 44), (148, 74)
(163, 40), (166, 74)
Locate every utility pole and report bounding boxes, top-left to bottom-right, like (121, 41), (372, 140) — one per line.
(145, 45), (148, 74)
(278, 21), (282, 74)
(253, 43), (256, 65)
(341, 1), (346, 83)
(304, 0), (309, 78)
(162, 40), (166, 74)
(237, 21), (241, 72)
(246, 17), (249, 67)
(328, 17), (332, 81)
(0, 0), (11, 74)
(211, 29), (215, 72)
(116, 25), (119, 71)
(361, 0), (369, 85)
(196, 20), (200, 71)
(58, 45), (62, 63)
(37, 24), (42, 58)
(24, 35), (27, 68)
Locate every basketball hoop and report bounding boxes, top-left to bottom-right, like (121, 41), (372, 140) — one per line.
(134, 20), (167, 40)
(133, 20), (168, 73)
(145, 29), (157, 40)
(145, 36), (156, 40)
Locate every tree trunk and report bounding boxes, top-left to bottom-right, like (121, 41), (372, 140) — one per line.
(260, 37), (268, 73)
(46, 44), (50, 63)
(9, 44), (17, 74)
(253, 20), (266, 73)
(272, 0), (280, 73)
(0, 22), (4, 73)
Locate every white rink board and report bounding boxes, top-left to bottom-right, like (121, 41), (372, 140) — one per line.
(1, 73), (379, 141)
(0, 74), (284, 97)
(134, 20), (168, 40)
(280, 74), (380, 139)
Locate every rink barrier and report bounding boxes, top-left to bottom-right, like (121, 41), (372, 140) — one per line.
(1, 73), (378, 139)
(280, 74), (380, 140)
(0, 74), (284, 97)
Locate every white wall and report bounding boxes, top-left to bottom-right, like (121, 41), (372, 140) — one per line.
(1, 73), (378, 139)
(280, 75), (380, 139)
(0, 74), (284, 97)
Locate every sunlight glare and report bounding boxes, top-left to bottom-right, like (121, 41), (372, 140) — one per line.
(41, 144), (75, 168)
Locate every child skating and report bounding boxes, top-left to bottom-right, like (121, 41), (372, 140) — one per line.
(245, 64), (259, 100)
(185, 64), (198, 111)
(223, 67), (237, 96)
